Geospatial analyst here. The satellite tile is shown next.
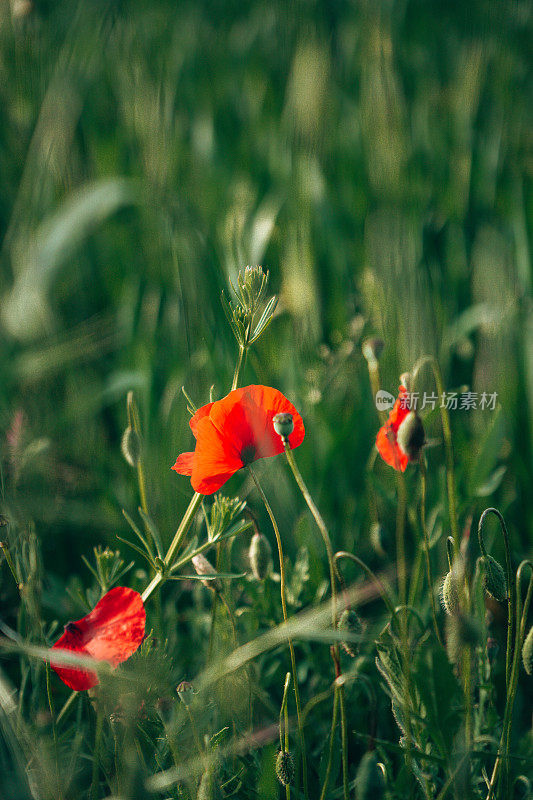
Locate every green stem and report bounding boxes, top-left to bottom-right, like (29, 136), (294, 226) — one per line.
(91, 702), (104, 800)
(56, 690), (77, 725)
(142, 492), (203, 603)
(486, 561), (533, 800)
(248, 467), (309, 800)
(338, 680), (349, 800)
(395, 471), (408, 608)
(282, 442), (350, 800)
(334, 551), (396, 617)
(0, 540), (19, 588)
(319, 686), (339, 800)
(419, 457), (443, 646)
(232, 345), (246, 391)
(280, 672), (291, 800)
(412, 356), (459, 554)
(477, 508), (514, 692)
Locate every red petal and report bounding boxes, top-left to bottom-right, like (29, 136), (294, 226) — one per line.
(376, 425), (408, 472)
(190, 415), (243, 494)
(51, 587), (146, 691)
(189, 402), (214, 438)
(172, 451), (195, 476)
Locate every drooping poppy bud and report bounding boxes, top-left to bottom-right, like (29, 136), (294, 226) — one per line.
(275, 750), (295, 786)
(337, 609), (363, 658)
(480, 555), (507, 601)
(248, 531), (272, 581)
(522, 626), (533, 676)
(440, 569), (461, 616)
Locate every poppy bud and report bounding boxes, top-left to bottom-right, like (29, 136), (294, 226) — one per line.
(248, 531), (272, 581)
(355, 751), (386, 800)
(440, 570), (461, 616)
(396, 412), (425, 462)
(522, 626), (533, 676)
(121, 426), (141, 467)
(480, 555), (507, 601)
(177, 680), (194, 706)
(192, 554), (222, 592)
(275, 750), (295, 786)
(337, 608), (363, 657)
(273, 412), (294, 439)
(362, 337), (384, 365)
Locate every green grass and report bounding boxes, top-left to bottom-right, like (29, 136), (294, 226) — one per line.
(0, 1), (532, 798)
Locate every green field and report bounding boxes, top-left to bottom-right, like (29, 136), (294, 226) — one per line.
(1, 2), (532, 798)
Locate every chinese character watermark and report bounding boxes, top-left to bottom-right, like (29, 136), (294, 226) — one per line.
(383, 391), (498, 412)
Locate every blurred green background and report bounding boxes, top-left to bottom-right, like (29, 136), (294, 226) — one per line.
(0, 0), (532, 623)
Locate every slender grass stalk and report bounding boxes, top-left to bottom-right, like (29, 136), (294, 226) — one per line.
(248, 466), (309, 800)
(91, 702), (104, 800)
(319, 685), (339, 800)
(419, 456), (443, 646)
(334, 551), (396, 617)
(281, 441), (348, 800)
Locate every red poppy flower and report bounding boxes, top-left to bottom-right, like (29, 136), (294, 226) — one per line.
(172, 385), (305, 495)
(376, 385), (411, 472)
(50, 587), (146, 691)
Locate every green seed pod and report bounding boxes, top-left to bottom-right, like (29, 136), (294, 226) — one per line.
(481, 555), (508, 601)
(337, 609), (363, 657)
(522, 626), (533, 676)
(396, 412), (425, 462)
(176, 680), (194, 706)
(275, 750), (294, 786)
(249, 531), (272, 581)
(441, 570), (461, 616)
(272, 412), (294, 439)
(121, 426), (141, 467)
(355, 751), (386, 800)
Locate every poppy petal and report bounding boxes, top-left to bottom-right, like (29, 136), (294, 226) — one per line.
(190, 402), (214, 438)
(51, 587), (146, 691)
(172, 451), (195, 476)
(376, 425), (408, 472)
(190, 416), (243, 495)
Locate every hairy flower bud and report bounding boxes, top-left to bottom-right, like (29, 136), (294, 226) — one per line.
(440, 570), (461, 616)
(273, 412), (294, 439)
(192, 554), (221, 592)
(480, 555), (507, 601)
(275, 750), (295, 786)
(196, 767), (215, 800)
(121, 426), (141, 467)
(446, 613), (481, 665)
(249, 531), (272, 581)
(337, 609), (363, 657)
(355, 751), (386, 800)
(176, 680), (194, 706)
(522, 626), (533, 676)
(396, 412), (425, 462)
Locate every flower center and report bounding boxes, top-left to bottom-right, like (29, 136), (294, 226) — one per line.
(240, 444), (256, 465)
